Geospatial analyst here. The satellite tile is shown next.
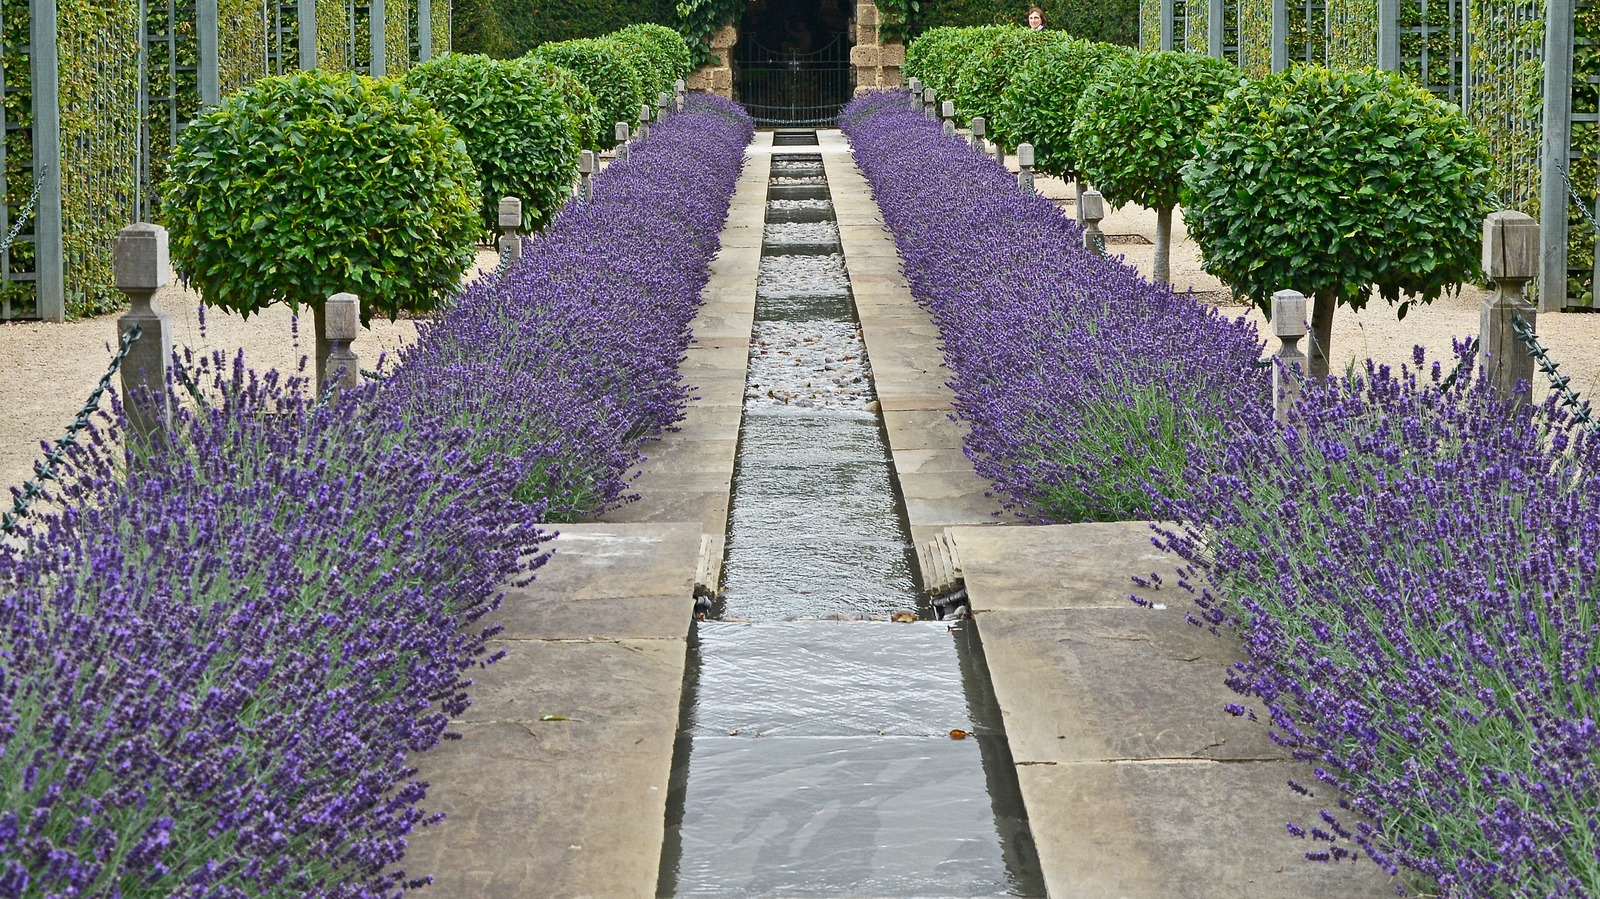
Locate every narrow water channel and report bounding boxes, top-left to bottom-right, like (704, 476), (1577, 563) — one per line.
(658, 136), (1046, 898)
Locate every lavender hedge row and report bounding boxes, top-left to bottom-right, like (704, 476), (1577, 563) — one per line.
(842, 91), (1600, 896)
(0, 94), (750, 897)
(838, 91), (1267, 522)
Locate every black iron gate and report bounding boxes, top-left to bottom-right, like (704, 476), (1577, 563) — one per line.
(735, 35), (852, 126)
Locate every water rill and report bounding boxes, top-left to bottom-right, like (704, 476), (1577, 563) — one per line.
(658, 135), (1046, 898)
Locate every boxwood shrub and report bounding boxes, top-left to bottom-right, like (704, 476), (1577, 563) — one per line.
(904, 25), (1010, 100)
(997, 38), (1134, 181)
(530, 37), (648, 146)
(611, 22), (693, 99)
(165, 70), (480, 322)
(953, 26), (1068, 141)
(533, 58), (603, 151)
(405, 52), (579, 234)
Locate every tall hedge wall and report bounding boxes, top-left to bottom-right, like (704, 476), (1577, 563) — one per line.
(453, 0), (677, 58)
(911, 0), (1138, 47)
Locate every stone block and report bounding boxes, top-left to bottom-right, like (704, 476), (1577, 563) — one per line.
(685, 67), (713, 91)
(710, 23), (737, 48)
(850, 43), (881, 67)
(856, 2), (877, 28)
(879, 41), (905, 67)
(880, 66), (903, 88)
(711, 66), (733, 94)
(952, 522), (1181, 612)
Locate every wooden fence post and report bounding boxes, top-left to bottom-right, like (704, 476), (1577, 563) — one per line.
(115, 223), (173, 436)
(1081, 189), (1105, 254)
(923, 88), (937, 119)
(970, 115), (986, 153)
(498, 196), (523, 265)
(1016, 142), (1035, 194)
(615, 122), (630, 161)
(578, 151), (596, 202)
(323, 293), (361, 393)
(1478, 210), (1540, 403)
(30, 0), (64, 322)
(1540, 0), (1574, 311)
(941, 100), (955, 136)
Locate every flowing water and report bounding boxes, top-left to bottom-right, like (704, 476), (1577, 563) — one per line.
(657, 141), (1047, 898)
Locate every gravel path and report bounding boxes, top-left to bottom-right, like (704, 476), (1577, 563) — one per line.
(1, 249), (501, 496)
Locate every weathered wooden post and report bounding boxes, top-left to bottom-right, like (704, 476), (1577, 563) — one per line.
(638, 102), (651, 141)
(970, 115), (986, 153)
(920, 88), (935, 119)
(657, 91), (671, 120)
(1081, 188), (1106, 255)
(114, 223), (173, 437)
(674, 78), (686, 112)
(322, 292), (361, 393)
(1270, 289), (1308, 421)
(941, 100), (956, 136)
(1478, 210), (1540, 403)
(1016, 142), (1035, 194)
(578, 151), (596, 202)
(498, 196), (522, 265)
(615, 122), (630, 162)
(909, 77), (923, 110)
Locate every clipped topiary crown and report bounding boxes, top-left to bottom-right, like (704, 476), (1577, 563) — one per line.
(530, 57), (604, 152)
(530, 38), (648, 148)
(1182, 65), (1493, 316)
(1072, 50), (1241, 211)
(612, 23), (694, 99)
(165, 70), (480, 322)
(953, 26), (1068, 142)
(904, 25), (1011, 99)
(998, 39), (1135, 179)
(406, 52), (579, 234)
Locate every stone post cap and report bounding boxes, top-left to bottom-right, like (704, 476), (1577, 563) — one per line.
(1482, 210), (1539, 281)
(114, 222), (171, 291)
(970, 115), (985, 136)
(658, 91), (671, 109)
(922, 87), (936, 104)
(639, 102), (651, 122)
(615, 121), (631, 142)
(1080, 189), (1105, 222)
(498, 196), (522, 228)
(1270, 289), (1308, 338)
(675, 78), (686, 92)
(909, 77), (922, 93)
(941, 100), (954, 119)
(324, 292), (360, 341)
(1016, 142), (1034, 167)
(578, 150), (596, 174)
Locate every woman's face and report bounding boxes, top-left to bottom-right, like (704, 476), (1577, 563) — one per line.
(1027, 9), (1043, 27)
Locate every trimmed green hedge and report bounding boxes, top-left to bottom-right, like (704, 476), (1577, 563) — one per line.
(452, 0), (676, 58)
(611, 23), (693, 100)
(530, 38), (648, 147)
(405, 53), (580, 234)
(904, 25), (1011, 99)
(997, 38), (1135, 179)
(911, 0), (1138, 47)
(953, 27), (1068, 138)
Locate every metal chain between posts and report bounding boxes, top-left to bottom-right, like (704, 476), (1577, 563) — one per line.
(1511, 314), (1599, 433)
(1560, 164), (1600, 234)
(2, 324), (142, 536)
(0, 165), (49, 259)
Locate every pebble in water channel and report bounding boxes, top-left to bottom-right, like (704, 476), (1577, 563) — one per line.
(745, 320), (875, 412)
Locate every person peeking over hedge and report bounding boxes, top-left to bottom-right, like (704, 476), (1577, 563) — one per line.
(1027, 7), (1045, 29)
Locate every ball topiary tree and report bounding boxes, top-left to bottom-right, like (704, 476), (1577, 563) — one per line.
(997, 38), (1135, 213)
(1183, 66), (1493, 379)
(165, 70), (480, 384)
(1072, 50), (1241, 284)
(405, 53), (578, 235)
(905, 25), (1010, 100)
(530, 57), (602, 152)
(530, 38), (646, 148)
(953, 26), (1067, 142)
(611, 23), (693, 98)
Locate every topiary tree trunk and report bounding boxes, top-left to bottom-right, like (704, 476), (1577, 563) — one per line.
(1308, 289), (1337, 380)
(1153, 205), (1173, 284)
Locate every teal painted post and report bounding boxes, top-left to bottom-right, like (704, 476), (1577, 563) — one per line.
(1377, 0), (1399, 69)
(198, 0), (220, 106)
(299, 0), (317, 70)
(1208, 0), (1223, 58)
(31, 0), (64, 321)
(1270, 0), (1287, 72)
(1160, 0), (1175, 50)
(1540, 0), (1574, 310)
(370, 0), (387, 77)
(417, 0), (432, 61)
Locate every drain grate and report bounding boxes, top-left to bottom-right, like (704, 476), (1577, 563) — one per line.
(772, 130), (820, 146)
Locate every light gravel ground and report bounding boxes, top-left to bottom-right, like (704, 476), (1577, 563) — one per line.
(1, 248), (502, 496)
(1029, 171), (1600, 405)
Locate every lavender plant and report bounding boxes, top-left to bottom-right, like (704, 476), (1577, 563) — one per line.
(839, 92), (1267, 521)
(0, 94), (751, 894)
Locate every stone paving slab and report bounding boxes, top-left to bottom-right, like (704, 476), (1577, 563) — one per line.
(958, 523), (1394, 898)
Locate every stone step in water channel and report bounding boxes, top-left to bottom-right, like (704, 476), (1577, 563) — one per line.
(656, 145), (1047, 898)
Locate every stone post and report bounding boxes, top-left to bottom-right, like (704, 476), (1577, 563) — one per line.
(941, 100), (956, 136)
(674, 78), (686, 112)
(498, 196), (522, 265)
(638, 103), (651, 141)
(1270, 289), (1308, 422)
(1478, 210), (1540, 403)
(970, 116), (986, 153)
(1081, 189), (1106, 255)
(994, 140), (1005, 168)
(615, 122), (630, 162)
(657, 91), (671, 120)
(923, 88), (937, 119)
(1017, 142), (1035, 194)
(322, 292), (361, 394)
(114, 223), (173, 438)
(909, 77), (923, 110)
(578, 151), (596, 202)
